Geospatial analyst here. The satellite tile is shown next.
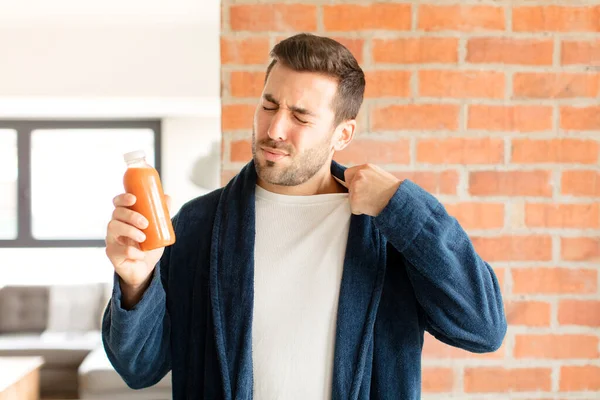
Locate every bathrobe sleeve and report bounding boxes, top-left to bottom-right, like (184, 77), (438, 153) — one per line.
(373, 180), (507, 352)
(101, 216), (177, 389)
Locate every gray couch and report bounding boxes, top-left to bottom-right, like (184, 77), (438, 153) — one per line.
(0, 283), (171, 399)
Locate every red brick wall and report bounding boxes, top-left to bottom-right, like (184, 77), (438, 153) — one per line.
(220, 2), (600, 397)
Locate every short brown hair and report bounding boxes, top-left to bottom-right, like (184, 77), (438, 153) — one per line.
(265, 33), (365, 126)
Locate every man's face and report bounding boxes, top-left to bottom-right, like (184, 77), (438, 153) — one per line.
(252, 63), (339, 187)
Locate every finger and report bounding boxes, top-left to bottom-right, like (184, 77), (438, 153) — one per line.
(113, 193), (137, 207)
(107, 220), (146, 244)
(121, 243), (146, 261)
(344, 166), (361, 186)
(118, 236), (144, 250)
(106, 242), (146, 263)
(106, 233), (135, 247)
(112, 207), (148, 230)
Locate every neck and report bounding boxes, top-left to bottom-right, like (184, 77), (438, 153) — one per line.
(256, 161), (347, 196)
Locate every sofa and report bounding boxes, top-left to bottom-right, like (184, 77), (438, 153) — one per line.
(0, 283), (171, 399)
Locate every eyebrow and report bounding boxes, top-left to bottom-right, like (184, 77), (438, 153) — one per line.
(263, 93), (317, 117)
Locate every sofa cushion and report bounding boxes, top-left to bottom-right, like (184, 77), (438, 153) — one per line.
(0, 283), (109, 334)
(0, 286), (49, 333)
(0, 332), (101, 366)
(47, 283), (107, 332)
(79, 347), (171, 399)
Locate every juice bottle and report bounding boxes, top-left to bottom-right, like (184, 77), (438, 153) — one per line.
(122, 150), (175, 251)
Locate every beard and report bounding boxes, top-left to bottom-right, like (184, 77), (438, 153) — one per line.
(252, 129), (333, 187)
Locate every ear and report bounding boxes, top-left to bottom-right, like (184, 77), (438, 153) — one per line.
(332, 119), (356, 152)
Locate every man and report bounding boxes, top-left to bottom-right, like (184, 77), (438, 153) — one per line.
(103, 33), (506, 399)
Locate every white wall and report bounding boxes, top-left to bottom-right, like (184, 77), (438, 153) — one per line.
(0, 0), (219, 98)
(0, 0), (221, 286)
(162, 116), (222, 212)
(0, 23), (218, 98)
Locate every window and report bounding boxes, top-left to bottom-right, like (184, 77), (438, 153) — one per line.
(0, 120), (161, 247)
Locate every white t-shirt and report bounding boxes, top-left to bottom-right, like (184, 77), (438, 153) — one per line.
(252, 185), (352, 400)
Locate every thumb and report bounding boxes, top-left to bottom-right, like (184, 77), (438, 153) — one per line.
(344, 165), (360, 187)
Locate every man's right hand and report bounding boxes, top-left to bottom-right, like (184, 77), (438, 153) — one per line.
(105, 193), (171, 308)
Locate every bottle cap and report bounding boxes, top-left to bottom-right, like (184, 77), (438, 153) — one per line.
(123, 150), (146, 163)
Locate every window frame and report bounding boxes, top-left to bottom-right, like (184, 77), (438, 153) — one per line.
(0, 120), (162, 248)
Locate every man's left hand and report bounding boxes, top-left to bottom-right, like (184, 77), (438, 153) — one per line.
(341, 164), (402, 216)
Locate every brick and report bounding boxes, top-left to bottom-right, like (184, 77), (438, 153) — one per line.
(505, 301), (551, 327)
(365, 71), (411, 98)
(468, 105), (553, 132)
(230, 71), (265, 98)
(421, 367), (454, 393)
(418, 5), (505, 32)
(323, 3), (411, 32)
(513, 72), (600, 99)
(464, 367), (552, 393)
(371, 104), (459, 131)
(230, 139), (252, 163)
(525, 203), (600, 229)
(444, 203), (504, 230)
(561, 106), (600, 131)
(469, 171), (552, 197)
(471, 236), (552, 262)
(419, 70), (504, 99)
(513, 139), (599, 164)
(511, 139), (600, 164)
(513, 6), (600, 33)
(417, 138), (504, 165)
(334, 139), (410, 165)
(561, 237), (600, 261)
(560, 366), (600, 391)
(230, 4), (317, 32)
(559, 300), (600, 327)
(514, 335), (599, 359)
(391, 171), (459, 195)
(221, 37), (270, 65)
(373, 38), (459, 64)
(222, 104), (255, 131)
(562, 170), (600, 197)
(422, 367), (454, 393)
(422, 333), (505, 360)
(562, 40), (600, 65)
(467, 38), (554, 65)
(513, 267), (598, 294)
(331, 37), (364, 64)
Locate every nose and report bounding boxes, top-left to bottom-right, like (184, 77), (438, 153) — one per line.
(267, 110), (288, 142)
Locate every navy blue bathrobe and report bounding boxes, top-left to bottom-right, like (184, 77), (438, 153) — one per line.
(102, 160), (506, 399)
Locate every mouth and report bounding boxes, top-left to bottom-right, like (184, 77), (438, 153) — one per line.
(261, 147), (289, 162)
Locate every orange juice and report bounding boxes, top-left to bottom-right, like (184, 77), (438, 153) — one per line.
(123, 150), (175, 251)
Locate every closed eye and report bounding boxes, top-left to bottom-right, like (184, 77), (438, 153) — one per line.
(294, 115), (308, 124)
(263, 106), (308, 124)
